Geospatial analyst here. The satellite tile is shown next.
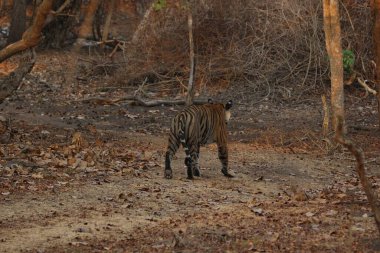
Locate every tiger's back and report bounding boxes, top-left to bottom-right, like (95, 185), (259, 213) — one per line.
(165, 100), (233, 179)
(170, 103), (227, 146)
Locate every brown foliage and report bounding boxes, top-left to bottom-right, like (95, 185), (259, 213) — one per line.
(111, 0), (373, 101)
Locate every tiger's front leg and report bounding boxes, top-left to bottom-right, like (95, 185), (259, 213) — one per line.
(217, 143), (234, 178)
(165, 151), (173, 179)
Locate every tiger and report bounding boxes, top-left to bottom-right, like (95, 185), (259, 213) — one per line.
(164, 100), (234, 179)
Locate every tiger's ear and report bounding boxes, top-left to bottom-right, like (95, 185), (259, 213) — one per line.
(208, 98), (213, 104)
(225, 100), (233, 110)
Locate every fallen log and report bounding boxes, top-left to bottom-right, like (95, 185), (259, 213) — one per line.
(79, 96), (208, 107)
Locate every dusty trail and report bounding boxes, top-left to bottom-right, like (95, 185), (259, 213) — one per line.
(0, 133), (362, 252)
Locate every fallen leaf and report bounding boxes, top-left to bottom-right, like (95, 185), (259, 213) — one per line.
(325, 210), (338, 216)
(252, 208), (264, 215)
(31, 173), (44, 179)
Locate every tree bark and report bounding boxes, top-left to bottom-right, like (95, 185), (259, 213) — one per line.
(372, 0), (380, 128)
(7, 0), (27, 44)
(0, 0), (53, 63)
(77, 0), (101, 41)
(101, 0), (116, 43)
(324, 0), (380, 235)
(323, 0), (344, 132)
(185, 4), (195, 106)
(131, 1), (155, 44)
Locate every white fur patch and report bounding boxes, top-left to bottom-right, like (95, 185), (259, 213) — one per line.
(225, 111), (231, 122)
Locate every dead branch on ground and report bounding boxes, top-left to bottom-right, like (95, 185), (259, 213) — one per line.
(357, 77), (377, 96)
(79, 96), (208, 107)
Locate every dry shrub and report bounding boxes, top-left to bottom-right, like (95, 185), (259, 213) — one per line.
(114, 0), (372, 101)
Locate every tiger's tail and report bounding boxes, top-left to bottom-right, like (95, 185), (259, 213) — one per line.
(179, 125), (191, 167)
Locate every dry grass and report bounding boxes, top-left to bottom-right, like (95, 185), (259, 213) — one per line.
(110, 0), (373, 102)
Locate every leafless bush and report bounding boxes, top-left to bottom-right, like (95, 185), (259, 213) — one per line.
(114, 0), (372, 101)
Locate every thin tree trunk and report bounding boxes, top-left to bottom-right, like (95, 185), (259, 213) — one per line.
(77, 0), (101, 41)
(0, 0), (53, 63)
(131, 1), (155, 44)
(185, 4), (195, 106)
(101, 0), (115, 43)
(7, 0), (27, 44)
(372, 0), (380, 128)
(324, 0), (380, 235)
(323, 0), (344, 131)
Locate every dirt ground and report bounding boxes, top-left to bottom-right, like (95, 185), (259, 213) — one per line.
(0, 52), (380, 252)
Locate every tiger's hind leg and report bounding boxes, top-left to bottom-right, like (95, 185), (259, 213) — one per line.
(165, 134), (181, 179)
(181, 139), (199, 179)
(193, 145), (201, 177)
(217, 142), (234, 178)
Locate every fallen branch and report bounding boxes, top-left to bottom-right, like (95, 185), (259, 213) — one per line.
(130, 97), (208, 107)
(357, 77), (377, 96)
(335, 116), (380, 234)
(78, 96), (208, 107)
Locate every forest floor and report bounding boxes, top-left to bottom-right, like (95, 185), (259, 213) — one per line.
(0, 51), (380, 252)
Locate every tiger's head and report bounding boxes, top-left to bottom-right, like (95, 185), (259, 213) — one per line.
(225, 100), (233, 123)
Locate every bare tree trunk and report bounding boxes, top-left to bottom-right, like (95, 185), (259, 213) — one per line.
(323, 0), (344, 131)
(372, 0), (380, 128)
(0, 0), (53, 63)
(7, 0), (27, 44)
(185, 4), (195, 106)
(101, 0), (115, 43)
(131, 1), (155, 44)
(77, 0), (101, 41)
(324, 0), (380, 235)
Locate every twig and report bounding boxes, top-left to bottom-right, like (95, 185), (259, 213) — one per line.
(134, 77), (148, 97)
(357, 77), (377, 96)
(321, 94), (330, 137)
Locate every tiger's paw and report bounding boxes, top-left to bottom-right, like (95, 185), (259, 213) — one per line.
(222, 169), (235, 178)
(164, 169), (173, 179)
(193, 168), (201, 177)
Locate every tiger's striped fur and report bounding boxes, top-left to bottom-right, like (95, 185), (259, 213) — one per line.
(164, 100), (233, 179)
